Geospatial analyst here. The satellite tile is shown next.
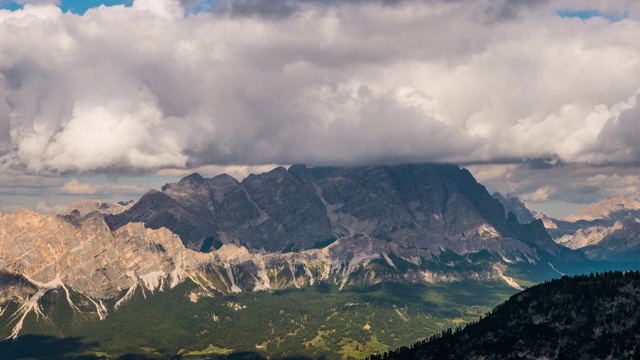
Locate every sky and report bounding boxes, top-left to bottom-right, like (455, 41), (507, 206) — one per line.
(0, 0), (639, 218)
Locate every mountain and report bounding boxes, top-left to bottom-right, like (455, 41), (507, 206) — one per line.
(69, 199), (135, 217)
(543, 197), (640, 261)
(0, 208), (521, 359)
(107, 164), (579, 263)
(561, 196), (640, 222)
(0, 163), (595, 358)
(375, 270), (640, 360)
(489, 193), (640, 263)
(492, 192), (535, 224)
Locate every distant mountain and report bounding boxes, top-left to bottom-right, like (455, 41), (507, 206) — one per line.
(69, 199), (135, 217)
(561, 196), (640, 222)
(543, 197), (640, 261)
(375, 271), (640, 360)
(492, 192), (535, 224)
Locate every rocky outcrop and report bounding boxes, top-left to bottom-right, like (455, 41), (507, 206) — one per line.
(492, 192), (535, 224)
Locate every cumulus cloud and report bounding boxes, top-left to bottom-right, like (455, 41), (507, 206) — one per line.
(467, 162), (640, 208)
(0, 0), (640, 184)
(155, 163), (284, 181)
(35, 201), (67, 214)
(60, 178), (148, 196)
(0, 172), (62, 195)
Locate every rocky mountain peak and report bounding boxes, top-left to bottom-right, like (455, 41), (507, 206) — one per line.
(70, 199), (135, 217)
(492, 191), (535, 224)
(105, 163), (577, 265)
(562, 196), (640, 222)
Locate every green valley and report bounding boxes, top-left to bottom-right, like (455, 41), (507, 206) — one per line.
(0, 279), (517, 359)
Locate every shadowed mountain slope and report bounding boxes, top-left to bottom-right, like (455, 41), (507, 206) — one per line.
(106, 164), (581, 264)
(375, 270), (640, 360)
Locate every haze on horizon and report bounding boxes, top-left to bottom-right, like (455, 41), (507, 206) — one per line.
(0, 0), (639, 218)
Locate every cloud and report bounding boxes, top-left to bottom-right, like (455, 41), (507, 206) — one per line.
(467, 163), (640, 206)
(155, 163), (284, 181)
(1, 0), (640, 178)
(1, 204), (23, 213)
(520, 186), (557, 202)
(0, 172), (62, 195)
(60, 178), (102, 195)
(35, 201), (67, 214)
(60, 178), (149, 196)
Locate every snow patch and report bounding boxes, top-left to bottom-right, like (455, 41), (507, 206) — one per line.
(303, 265), (315, 285)
(492, 265), (523, 290)
(548, 262), (565, 276)
(115, 272), (138, 310)
(224, 262), (242, 293)
(139, 271), (166, 293)
(339, 252), (380, 290)
(170, 264), (187, 288)
(499, 254), (514, 264)
(398, 255), (421, 266)
(382, 252), (397, 270)
(477, 224), (501, 238)
(5, 276), (63, 340)
(86, 297), (108, 320)
(253, 262), (272, 291)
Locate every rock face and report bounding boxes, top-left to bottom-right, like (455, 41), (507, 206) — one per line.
(545, 197), (640, 261)
(561, 197), (640, 222)
(70, 199), (134, 217)
(107, 164), (573, 261)
(492, 192), (535, 224)
(0, 208), (539, 339)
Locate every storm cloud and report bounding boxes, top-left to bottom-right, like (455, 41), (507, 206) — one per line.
(0, 0), (639, 204)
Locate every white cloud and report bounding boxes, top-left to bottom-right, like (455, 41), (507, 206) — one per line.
(35, 201), (67, 214)
(155, 163), (284, 181)
(521, 186), (557, 202)
(60, 178), (149, 196)
(468, 162), (640, 206)
(1, 204), (24, 213)
(60, 178), (102, 195)
(0, 0), (639, 210)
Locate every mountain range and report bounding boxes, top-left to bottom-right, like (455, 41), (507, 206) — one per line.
(0, 163), (634, 359)
(492, 192), (640, 262)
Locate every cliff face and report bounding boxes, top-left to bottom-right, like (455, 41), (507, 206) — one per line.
(106, 164), (570, 260)
(544, 197), (640, 261)
(0, 208), (520, 339)
(492, 192), (535, 224)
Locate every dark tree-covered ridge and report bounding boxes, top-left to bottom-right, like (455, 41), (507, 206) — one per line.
(374, 270), (640, 360)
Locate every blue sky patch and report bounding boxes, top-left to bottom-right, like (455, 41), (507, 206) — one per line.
(0, 0), (133, 14)
(556, 9), (628, 22)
